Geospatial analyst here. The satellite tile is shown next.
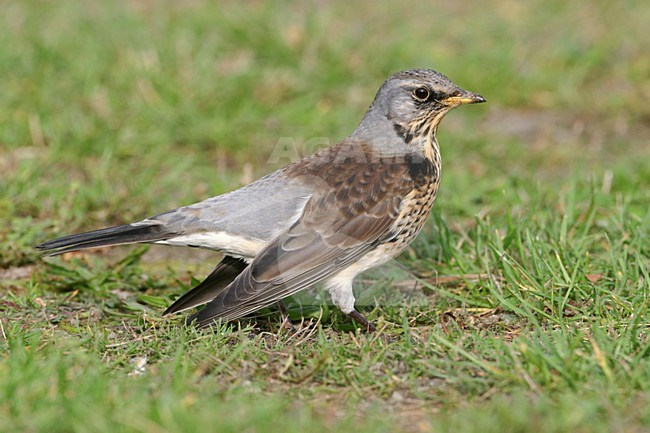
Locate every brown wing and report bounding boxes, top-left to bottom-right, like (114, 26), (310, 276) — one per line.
(189, 142), (417, 326)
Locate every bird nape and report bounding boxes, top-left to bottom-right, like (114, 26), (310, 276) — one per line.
(36, 68), (485, 331)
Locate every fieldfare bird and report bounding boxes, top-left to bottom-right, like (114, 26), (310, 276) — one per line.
(37, 69), (485, 330)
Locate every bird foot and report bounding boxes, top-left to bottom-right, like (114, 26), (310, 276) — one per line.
(277, 300), (297, 333)
(348, 310), (377, 332)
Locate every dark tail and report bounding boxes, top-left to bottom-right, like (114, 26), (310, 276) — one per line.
(35, 223), (173, 256)
(163, 256), (247, 316)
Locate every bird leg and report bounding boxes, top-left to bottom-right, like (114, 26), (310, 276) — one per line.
(277, 300), (296, 332)
(348, 310), (376, 332)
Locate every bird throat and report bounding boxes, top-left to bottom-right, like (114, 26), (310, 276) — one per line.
(392, 116), (441, 172)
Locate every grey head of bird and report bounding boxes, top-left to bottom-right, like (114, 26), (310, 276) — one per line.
(351, 69), (485, 150)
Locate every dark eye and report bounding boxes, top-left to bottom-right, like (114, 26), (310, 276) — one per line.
(413, 87), (430, 101)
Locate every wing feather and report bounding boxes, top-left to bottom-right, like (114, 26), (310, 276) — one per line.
(188, 142), (421, 327)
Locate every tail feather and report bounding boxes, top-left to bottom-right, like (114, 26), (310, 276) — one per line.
(163, 256), (247, 316)
(35, 223), (173, 256)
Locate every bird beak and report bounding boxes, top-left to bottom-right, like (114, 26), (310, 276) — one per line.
(443, 90), (486, 106)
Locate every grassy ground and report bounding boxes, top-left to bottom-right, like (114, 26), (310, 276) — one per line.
(1, 1), (649, 432)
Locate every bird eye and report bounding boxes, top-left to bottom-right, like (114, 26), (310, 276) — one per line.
(413, 87), (430, 101)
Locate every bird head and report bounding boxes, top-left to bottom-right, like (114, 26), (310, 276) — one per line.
(356, 69), (485, 145)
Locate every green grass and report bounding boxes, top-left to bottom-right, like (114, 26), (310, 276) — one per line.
(1, 1), (649, 432)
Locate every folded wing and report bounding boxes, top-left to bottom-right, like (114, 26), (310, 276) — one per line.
(188, 148), (415, 326)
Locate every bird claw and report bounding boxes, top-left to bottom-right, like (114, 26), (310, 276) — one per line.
(348, 310), (377, 332)
(277, 300), (297, 333)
